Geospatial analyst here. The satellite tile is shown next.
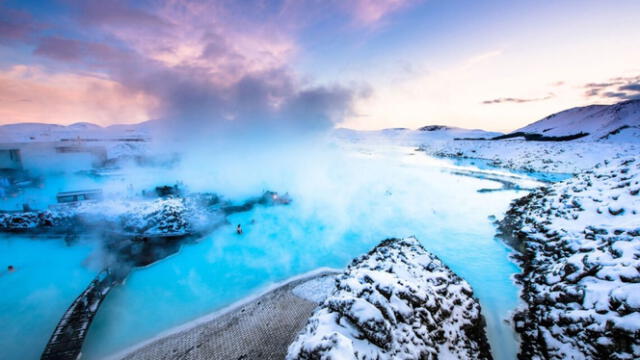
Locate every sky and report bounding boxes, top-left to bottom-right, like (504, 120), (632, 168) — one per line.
(0, 0), (639, 132)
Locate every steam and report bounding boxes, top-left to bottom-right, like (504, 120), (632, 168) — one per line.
(124, 66), (361, 148)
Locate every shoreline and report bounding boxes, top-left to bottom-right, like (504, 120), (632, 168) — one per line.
(105, 267), (340, 360)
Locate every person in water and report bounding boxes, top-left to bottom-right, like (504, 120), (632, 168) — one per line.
(7, 265), (14, 272)
(236, 224), (243, 234)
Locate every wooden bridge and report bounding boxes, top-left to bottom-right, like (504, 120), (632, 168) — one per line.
(41, 270), (124, 360)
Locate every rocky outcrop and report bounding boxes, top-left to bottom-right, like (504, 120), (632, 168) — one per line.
(286, 237), (492, 360)
(0, 191), (289, 235)
(0, 197), (200, 235)
(498, 158), (640, 359)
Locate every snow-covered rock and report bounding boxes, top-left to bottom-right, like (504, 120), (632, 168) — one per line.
(498, 158), (640, 359)
(287, 237), (492, 360)
(0, 197), (214, 235)
(512, 100), (640, 142)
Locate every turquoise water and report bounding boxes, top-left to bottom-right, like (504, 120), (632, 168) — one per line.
(450, 157), (573, 183)
(1, 146), (527, 360)
(0, 237), (98, 360)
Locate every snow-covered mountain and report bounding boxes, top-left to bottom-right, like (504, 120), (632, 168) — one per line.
(333, 126), (502, 146)
(511, 100), (640, 142)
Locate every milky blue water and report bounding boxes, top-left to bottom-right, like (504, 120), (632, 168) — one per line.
(449, 157), (573, 183)
(0, 146), (530, 360)
(0, 237), (97, 360)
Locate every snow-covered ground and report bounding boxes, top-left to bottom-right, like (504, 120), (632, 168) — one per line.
(498, 158), (640, 359)
(420, 139), (638, 174)
(287, 237), (492, 360)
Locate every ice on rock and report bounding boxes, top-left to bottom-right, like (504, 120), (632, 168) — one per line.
(287, 237), (492, 360)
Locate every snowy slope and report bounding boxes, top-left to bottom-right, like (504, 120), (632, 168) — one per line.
(421, 139), (639, 174)
(498, 158), (640, 359)
(287, 237), (492, 360)
(512, 100), (640, 142)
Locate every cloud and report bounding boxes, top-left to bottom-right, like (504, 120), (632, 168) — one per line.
(0, 65), (155, 125)
(582, 75), (640, 101)
(619, 83), (640, 92)
(348, 0), (418, 25)
(0, 2), (40, 43)
(481, 94), (554, 105)
(73, 0), (171, 29)
(1, 0), (364, 136)
(601, 91), (629, 99)
(584, 82), (619, 88)
(34, 37), (127, 64)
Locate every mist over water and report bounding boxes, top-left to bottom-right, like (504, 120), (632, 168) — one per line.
(1, 135), (526, 360)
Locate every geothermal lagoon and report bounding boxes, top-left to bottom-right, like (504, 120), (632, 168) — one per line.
(0, 145), (550, 360)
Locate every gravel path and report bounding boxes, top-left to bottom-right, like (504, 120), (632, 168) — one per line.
(116, 271), (338, 360)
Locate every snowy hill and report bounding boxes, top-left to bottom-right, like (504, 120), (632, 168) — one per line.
(511, 100), (640, 142)
(287, 237), (492, 360)
(333, 126), (501, 146)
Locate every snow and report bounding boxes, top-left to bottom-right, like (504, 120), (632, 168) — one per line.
(498, 158), (640, 359)
(287, 237), (492, 360)
(332, 125), (501, 147)
(292, 275), (337, 303)
(513, 99), (640, 141)
(420, 139), (638, 174)
(0, 196), (216, 235)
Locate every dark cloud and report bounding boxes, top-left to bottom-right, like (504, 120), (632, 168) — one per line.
(619, 83), (640, 92)
(602, 91), (629, 99)
(582, 75), (640, 101)
(0, 3), (40, 43)
(481, 94), (554, 105)
(584, 88), (600, 97)
(584, 82), (619, 88)
(34, 36), (132, 68)
(72, 0), (172, 29)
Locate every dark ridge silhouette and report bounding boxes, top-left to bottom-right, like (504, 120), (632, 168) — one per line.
(491, 132), (590, 141)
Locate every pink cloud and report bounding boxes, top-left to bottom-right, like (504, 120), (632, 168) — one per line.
(349, 0), (417, 25)
(0, 65), (156, 125)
